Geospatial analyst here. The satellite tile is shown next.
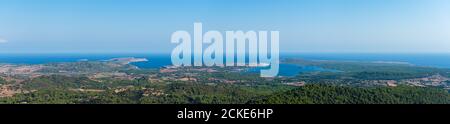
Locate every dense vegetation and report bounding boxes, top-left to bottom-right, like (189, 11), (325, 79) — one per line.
(20, 75), (152, 90)
(1, 82), (449, 104)
(0, 77), (6, 85)
(249, 84), (450, 104)
(39, 62), (134, 73)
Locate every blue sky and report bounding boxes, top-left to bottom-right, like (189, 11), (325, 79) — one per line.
(0, 0), (449, 53)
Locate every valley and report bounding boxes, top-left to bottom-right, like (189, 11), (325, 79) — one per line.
(0, 57), (449, 104)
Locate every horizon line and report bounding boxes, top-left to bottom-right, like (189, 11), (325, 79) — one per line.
(1, 52), (450, 55)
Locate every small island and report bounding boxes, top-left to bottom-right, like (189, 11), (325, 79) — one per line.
(105, 57), (149, 64)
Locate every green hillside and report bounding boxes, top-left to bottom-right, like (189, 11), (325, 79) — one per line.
(248, 84), (450, 104)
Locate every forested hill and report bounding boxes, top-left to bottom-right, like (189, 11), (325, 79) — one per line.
(248, 85), (450, 104)
(2, 83), (449, 104)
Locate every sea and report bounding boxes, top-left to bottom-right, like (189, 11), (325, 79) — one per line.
(1, 53), (450, 77)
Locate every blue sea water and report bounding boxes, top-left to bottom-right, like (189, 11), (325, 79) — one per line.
(0, 53), (450, 77)
(0, 53), (172, 67)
